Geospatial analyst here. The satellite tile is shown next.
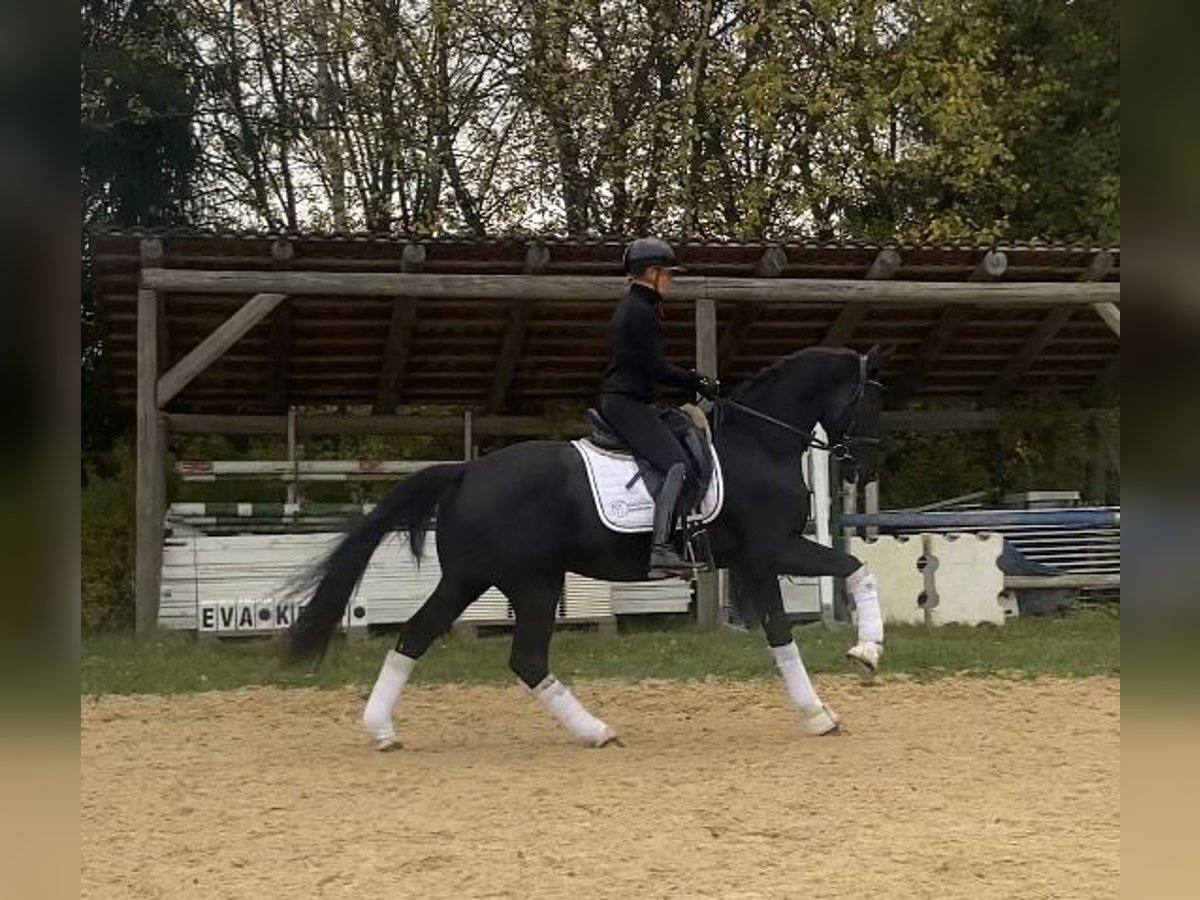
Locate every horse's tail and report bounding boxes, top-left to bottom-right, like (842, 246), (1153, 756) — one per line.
(283, 463), (467, 665)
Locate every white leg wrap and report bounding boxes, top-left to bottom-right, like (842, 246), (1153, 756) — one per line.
(771, 641), (820, 712)
(362, 650), (415, 749)
(772, 642), (839, 736)
(846, 566), (884, 645)
(532, 676), (617, 747)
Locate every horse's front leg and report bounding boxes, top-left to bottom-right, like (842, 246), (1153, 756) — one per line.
(773, 536), (885, 682)
(747, 570), (841, 736)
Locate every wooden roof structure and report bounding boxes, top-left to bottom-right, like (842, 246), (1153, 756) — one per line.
(92, 230), (1120, 418)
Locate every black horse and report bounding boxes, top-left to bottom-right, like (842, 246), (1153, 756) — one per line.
(285, 345), (886, 749)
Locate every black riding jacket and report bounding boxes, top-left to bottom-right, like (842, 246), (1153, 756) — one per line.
(600, 283), (700, 402)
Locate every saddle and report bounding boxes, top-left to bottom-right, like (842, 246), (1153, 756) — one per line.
(585, 404), (717, 516)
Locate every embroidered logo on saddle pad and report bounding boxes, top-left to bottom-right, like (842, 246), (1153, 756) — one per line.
(571, 439), (724, 534)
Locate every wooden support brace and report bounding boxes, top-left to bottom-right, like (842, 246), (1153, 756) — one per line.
(717, 247), (787, 369)
(374, 243), (425, 414)
(156, 292), (288, 407)
(823, 249), (900, 346)
(1092, 302), (1120, 337)
(980, 306), (1075, 407)
(888, 305), (975, 408)
(487, 241), (550, 412)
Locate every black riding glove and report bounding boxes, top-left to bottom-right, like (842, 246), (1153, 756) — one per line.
(695, 375), (720, 400)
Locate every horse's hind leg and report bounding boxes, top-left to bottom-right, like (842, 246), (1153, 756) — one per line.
(361, 575), (487, 750)
(504, 576), (619, 748)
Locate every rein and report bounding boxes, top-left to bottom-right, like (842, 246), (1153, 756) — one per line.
(713, 355), (881, 462)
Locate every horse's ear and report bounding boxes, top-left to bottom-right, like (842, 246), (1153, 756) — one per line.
(864, 343), (883, 372)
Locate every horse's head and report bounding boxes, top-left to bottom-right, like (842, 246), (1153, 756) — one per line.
(820, 345), (884, 484)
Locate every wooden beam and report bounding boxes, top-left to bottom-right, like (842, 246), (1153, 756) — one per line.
(140, 268), (1120, 307)
(716, 248), (788, 369)
(487, 242), (550, 412)
(374, 243), (425, 414)
(969, 249), (1008, 281)
(135, 288), (165, 635)
(166, 412), (563, 437)
(1092, 302), (1121, 337)
(887, 306), (975, 408)
(1079, 251), (1114, 283)
(160, 407), (1071, 438)
(823, 249), (901, 347)
(156, 292), (287, 407)
(755, 245), (788, 278)
(374, 301), (417, 413)
(265, 300), (291, 413)
(1005, 573), (1119, 590)
(980, 306), (1075, 407)
(718, 304), (763, 370)
(821, 304), (868, 347)
(865, 248), (903, 281)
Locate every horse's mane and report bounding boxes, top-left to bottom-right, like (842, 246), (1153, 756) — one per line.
(731, 345), (858, 401)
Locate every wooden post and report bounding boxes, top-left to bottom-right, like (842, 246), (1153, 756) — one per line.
(463, 409), (474, 461)
(842, 479), (858, 540)
(286, 406), (298, 506)
(135, 288), (166, 635)
(1087, 416), (1109, 503)
(695, 290), (721, 630)
(864, 479), (880, 539)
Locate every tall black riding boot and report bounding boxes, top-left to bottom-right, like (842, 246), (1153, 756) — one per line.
(648, 463), (692, 578)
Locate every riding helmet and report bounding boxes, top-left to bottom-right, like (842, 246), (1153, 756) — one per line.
(622, 237), (684, 276)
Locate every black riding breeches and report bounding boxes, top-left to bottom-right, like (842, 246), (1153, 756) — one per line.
(600, 393), (688, 476)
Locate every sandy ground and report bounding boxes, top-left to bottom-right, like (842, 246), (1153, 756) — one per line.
(81, 676), (1119, 900)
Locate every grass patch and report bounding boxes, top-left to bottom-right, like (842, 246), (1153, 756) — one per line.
(81, 605), (1119, 696)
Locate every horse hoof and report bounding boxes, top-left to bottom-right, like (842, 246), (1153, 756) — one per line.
(598, 735), (625, 748)
(846, 642), (882, 685)
(800, 704), (841, 737)
(851, 658), (876, 685)
(374, 737), (403, 752)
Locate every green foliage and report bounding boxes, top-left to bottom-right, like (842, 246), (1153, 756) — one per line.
(82, 443), (136, 632)
(879, 428), (995, 509)
(77, 0), (1119, 242)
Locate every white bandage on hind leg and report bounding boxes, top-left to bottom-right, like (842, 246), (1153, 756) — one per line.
(532, 675), (615, 747)
(846, 565), (884, 645)
(362, 649), (416, 744)
(771, 641), (821, 714)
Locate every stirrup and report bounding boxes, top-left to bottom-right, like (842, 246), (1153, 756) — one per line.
(648, 546), (692, 578)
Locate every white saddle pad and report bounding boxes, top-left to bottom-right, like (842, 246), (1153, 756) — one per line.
(571, 438), (724, 534)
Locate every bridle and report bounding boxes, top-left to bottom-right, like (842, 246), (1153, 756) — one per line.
(714, 354), (882, 463)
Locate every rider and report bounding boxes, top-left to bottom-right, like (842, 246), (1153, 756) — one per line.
(600, 237), (718, 577)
